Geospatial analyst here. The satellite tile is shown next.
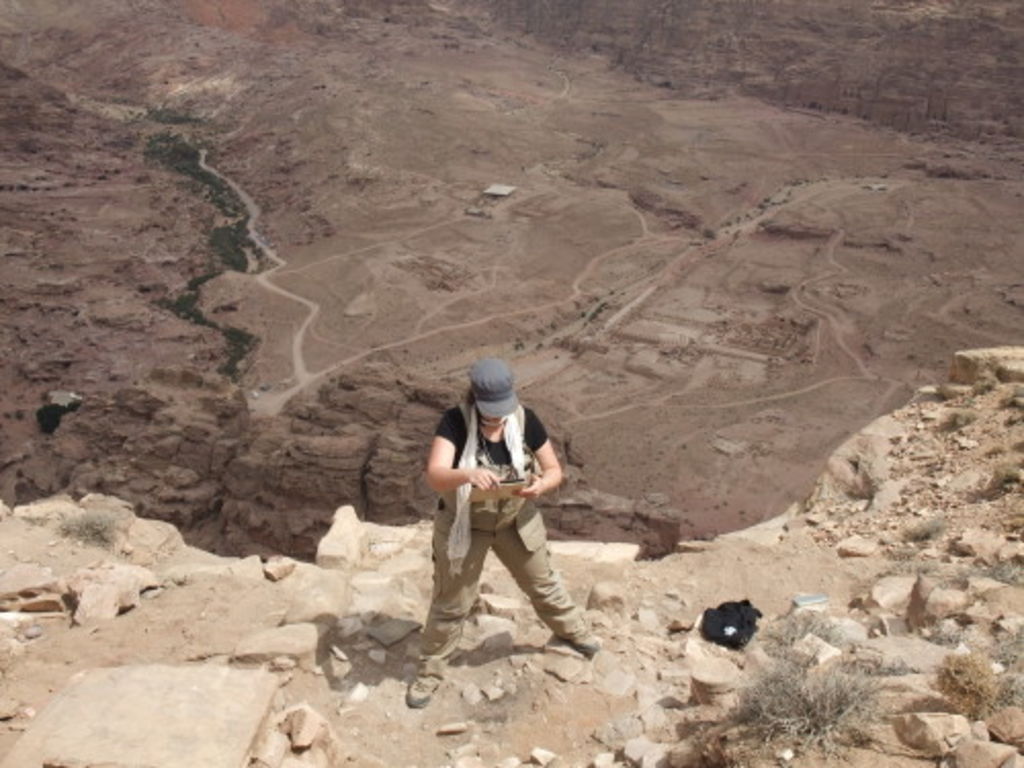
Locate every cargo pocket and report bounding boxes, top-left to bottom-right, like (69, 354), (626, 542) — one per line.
(515, 506), (547, 553)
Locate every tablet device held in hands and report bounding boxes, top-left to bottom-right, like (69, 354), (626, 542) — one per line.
(469, 477), (528, 502)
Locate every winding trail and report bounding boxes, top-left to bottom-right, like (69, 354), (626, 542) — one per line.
(199, 149), (902, 422)
(199, 151), (319, 387)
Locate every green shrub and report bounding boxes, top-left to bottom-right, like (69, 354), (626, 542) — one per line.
(208, 220), (251, 273)
(936, 652), (999, 719)
(737, 659), (878, 751)
(147, 107), (201, 125)
(35, 400), (81, 434)
(144, 132), (244, 218)
(219, 326), (257, 379)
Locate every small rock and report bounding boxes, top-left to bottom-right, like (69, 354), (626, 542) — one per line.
(479, 593), (522, 619)
(347, 683), (370, 703)
(21, 625), (43, 641)
(864, 576), (916, 613)
(269, 656), (297, 672)
(837, 535), (879, 558)
(530, 747), (557, 766)
(952, 529), (1006, 565)
(0, 697), (20, 720)
(792, 633), (842, 666)
(462, 683), (484, 705)
(689, 657), (741, 705)
(263, 556), (297, 582)
(635, 607), (659, 631)
(587, 582), (627, 615)
(437, 721), (470, 736)
(366, 617), (421, 647)
(336, 615), (363, 637)
(282, 703), (328, 750)
(483, 685), (504, 702)
(596, 667), (636, 697)
(368, 649), (387, 665)
(545, 655), (585, 683)
(623, 735), (666, 767)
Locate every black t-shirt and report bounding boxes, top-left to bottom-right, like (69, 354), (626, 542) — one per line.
(435, 406), (548, 467)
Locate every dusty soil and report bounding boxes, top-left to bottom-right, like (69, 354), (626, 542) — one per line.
(0, 1), (1022, 549)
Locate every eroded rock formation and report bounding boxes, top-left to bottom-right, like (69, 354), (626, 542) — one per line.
(479, 0), (1024, 138)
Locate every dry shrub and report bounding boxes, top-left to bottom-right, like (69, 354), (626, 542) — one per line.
(979, 462), (1022, 500)
(997, 674), (1024, 709)
(993, 627), (1024, 670)
(936, 652), (999, 719)
(972, 373), (998, 395)
(937, 383), (970, 401)
(58, 511), (117, 549)
(761, 611), (847, 658)
(736, 659), (878, 752)
(940, 409), (978, 432)
(929, 620), (968, 648)
(902, 516), (946, 543)
(984, 561), (1024, 587)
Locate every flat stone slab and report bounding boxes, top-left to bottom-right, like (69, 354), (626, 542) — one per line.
(233, 622), (319, 669)
(1, 664), (278, 768)
(548, 541), (639, 564)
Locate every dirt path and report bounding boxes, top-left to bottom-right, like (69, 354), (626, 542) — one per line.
(198, 151), (320, 388)
(200, 153), (908, 422)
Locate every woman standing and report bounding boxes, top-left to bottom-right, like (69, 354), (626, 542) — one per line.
(407, 358), (599, 709)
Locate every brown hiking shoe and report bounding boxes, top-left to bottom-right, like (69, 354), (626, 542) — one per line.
(561, 634), (601, 659)
(405, 675), (440, 709)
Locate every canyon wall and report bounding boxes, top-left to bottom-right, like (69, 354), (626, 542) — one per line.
(476, 0), (1024, 138)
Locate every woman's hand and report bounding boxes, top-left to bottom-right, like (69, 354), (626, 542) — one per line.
(515, 475), (546, 499)
(464, 467), (501, 490)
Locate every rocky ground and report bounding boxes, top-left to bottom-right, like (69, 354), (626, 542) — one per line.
(0, 348), (1022, 767)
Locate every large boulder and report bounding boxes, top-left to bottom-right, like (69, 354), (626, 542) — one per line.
(66, 561), (159, 625)
(279, 563), (350, 625)
(315, 505), (367, 570)
(892, 712), (971, 756)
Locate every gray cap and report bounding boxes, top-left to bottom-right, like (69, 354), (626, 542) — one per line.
(469, 358), (518, 417)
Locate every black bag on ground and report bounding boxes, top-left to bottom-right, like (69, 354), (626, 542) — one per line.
(700, 599), (762, 649)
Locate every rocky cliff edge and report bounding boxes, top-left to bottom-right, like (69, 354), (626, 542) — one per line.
(0, 347), (1022, 767)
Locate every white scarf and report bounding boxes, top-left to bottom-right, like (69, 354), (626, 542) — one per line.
(448, 406), (525, 574)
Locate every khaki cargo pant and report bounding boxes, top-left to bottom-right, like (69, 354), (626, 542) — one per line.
(417, 500), (587, 679)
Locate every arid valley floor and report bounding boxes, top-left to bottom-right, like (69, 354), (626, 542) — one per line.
(1, 0), (1022, 549)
